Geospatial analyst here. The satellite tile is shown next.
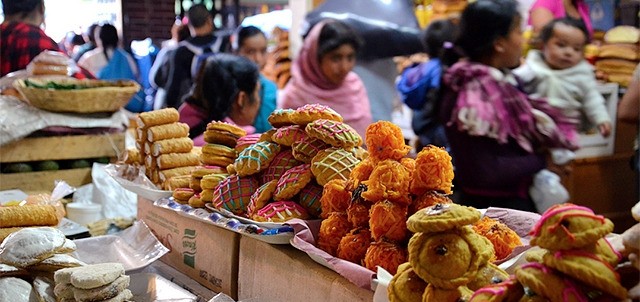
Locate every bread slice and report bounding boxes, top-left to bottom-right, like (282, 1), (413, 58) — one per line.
(604, 25), (640, 44)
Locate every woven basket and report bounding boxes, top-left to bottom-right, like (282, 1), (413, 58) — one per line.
(14, 78), (140, 113)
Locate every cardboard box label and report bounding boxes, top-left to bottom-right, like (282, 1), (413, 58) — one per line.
(182, 228), (196, 268)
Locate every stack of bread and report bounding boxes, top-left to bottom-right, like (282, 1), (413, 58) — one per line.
(430, 0), (467, 21)
(264, 28), (291, 89)
(468, 203), (628, 301)
(131, 108), (200, 189)
(201, 104), (364, 223)
(0, 227), (90, 301)
(595, 25), (640, 87)
(0, 204), (61, 242)
(54, 263), (131, 302)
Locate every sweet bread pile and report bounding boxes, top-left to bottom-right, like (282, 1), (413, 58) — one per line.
(203, 104), (364, 222)
(0, 227), (101, 301)
(594, 25), (640, 87)
(129, 108), (200, 189)
(317, 121), (459, 276)
(469, 203), (628, 301)
(387, 203), (507, 301)
(54, 263), (131, 302)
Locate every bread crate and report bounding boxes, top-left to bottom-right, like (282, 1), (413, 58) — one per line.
(0, 132), (125, 191)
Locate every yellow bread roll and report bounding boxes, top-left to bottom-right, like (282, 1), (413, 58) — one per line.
(147, 123), (190, 142)
(0, 205), (59, 228)
(163, 175), (191, 191)
(156, 152), (201, 170)
(136, 108), (180, 128)
(158, 166), (198, 183)
(151, 137), (194, 157)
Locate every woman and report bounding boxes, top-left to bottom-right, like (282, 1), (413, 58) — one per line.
(78, 24), (138, 80)
(529, 0), (593, 38)
(279, 19), (372, 137)
(439, 0), (577, 212)
(179, 53), (261, 146)
(233, 25), (277, 133)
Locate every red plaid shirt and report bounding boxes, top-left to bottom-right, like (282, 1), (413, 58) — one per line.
(0, 21), (59, 77)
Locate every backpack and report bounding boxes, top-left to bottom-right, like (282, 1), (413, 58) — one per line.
(179, 38), (223, 79)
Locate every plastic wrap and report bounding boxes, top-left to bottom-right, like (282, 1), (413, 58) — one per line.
(305, 0), (424, 60)
(73, 220), (169, 272)
(129, 273), (197, 302)
(103, 163), (172, 202)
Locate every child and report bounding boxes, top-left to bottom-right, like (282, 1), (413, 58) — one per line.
(438, 0), (578, 212)
(396, 19), (457, 152)
(515, 18), (612, 138)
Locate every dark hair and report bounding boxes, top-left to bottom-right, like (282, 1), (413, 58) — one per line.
(423, 19), (458, 59)
(1, 0), (42, 17)
(98, 24), (118, 60)
(539, 17), (590, 44)
(234, 25), (266, 51)
(316, 20), (363, 60)
(455, 0), (520, 62)
(176, 24), (190, 42)
(187, 4), (210, 28)
(85, 23), (99, 44)
(185, 54), (260, 136)
(69, 34), (85, 46)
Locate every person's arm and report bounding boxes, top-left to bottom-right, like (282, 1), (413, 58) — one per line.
(618, 76), (640, 124)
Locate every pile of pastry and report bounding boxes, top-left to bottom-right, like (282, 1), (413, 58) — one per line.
(468, 203), (628, 301)
(594, 25), (639, 87)
(315, 121), (456, 275)
(0, 202), (61, 242)
(127, 108), (200, 189)
(174, 104), (365, 223)
(54, 263), (131, 302)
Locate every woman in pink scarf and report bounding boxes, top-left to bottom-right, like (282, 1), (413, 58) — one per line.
(279, 19), (372, 137)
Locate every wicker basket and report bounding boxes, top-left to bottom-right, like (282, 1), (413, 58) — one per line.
(13, 78), (140, 113)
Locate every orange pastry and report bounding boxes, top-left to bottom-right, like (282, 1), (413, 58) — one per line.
(212, 174), (259, 215)
(298, 182), (323, 218)
(347, 199), (371, 228)
(247, 180), (277, 217)
(273, 164), (313, 201)
(260, 150), (302, 183)
(319, 179), (352, 219)
(361, 160), (411, 203)
(305, 119), (362, 150)
(291, 103), (343, 125)
(271, 125), (308, 146)
(410, 145), (454, 195)
(317, 212), (351, 256)
(310, 147), (361, 186)
(472, 216), (522, 261)
(410, 190), (453, 215)
(252, 201), (310, 223)
(363, 240), (407, 275)
(369, 200), (409, 243)
(365, 121), (411, 161)
(291, 136), (330, 163)
(337, 228), (372, 265)
(346, 156), (376, 190)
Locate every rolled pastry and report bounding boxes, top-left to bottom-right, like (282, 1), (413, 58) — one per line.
(144, 155), (156, 173)
(124, 148), (142, 165)
(0, 205), (59, 228)
(136, 108), (180, 128)
(151, 137), (194, 157)
(159, 166), (198, 183)
(147, 123), (190, 142)
(163, 175), (191, 191)
(134, 141), (146, 156)
(156, 152), (201, 170)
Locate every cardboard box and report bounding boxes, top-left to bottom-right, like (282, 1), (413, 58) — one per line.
(238, 236), (374, 302)
(137, 197), (239, 299)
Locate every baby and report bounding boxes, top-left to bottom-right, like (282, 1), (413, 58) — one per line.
(515, 18), (612, 138)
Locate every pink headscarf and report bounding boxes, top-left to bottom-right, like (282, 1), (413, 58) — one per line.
(279, 20), (372, 137)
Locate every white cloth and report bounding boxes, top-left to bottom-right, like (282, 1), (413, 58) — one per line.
(514, 50), (611, 127)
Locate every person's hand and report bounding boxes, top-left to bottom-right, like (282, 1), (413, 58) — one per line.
(598, 122), (612, 137)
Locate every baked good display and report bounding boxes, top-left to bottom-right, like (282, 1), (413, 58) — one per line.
(369, 200), (408, 243)
(472, 216), (523, 261)
(291, 136), (330, 163)
(422, 284), (474, 302)
(319, 179), (352, 219)
(297, 182), (323, 218)
(305, 119), (362, 150)
(247, 180), (278, 217)
(0, 227), (66, 267)
(267, 108), (296, 128)
(361, 160), (411, 203)
(291, 104), (343, 125)
(260, 150), (302, 183)
(54, 262), (131, 302)
(201, 143), (237, 167)
(336, 228), (372, 265)
(347, 198), (371, 228)
(258, 129), (277, 143)
(468, 276), (524, 302)
(235, 133), (261, 153)
(409, 191), (453, 215)
(317, 212), (351, 256)
(407, 203), (482, 233)
(136, 108), (180, 128)
(409, 145), (454, 195)
(363, 241), (407, 275)
(466, 262), (509, 291)
(271, 125), (308, 147)
(0, 205), (59, 228)
(387, 262), (428, 302)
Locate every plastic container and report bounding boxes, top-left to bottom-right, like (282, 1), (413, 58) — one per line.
(66, 202), (103, 225)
